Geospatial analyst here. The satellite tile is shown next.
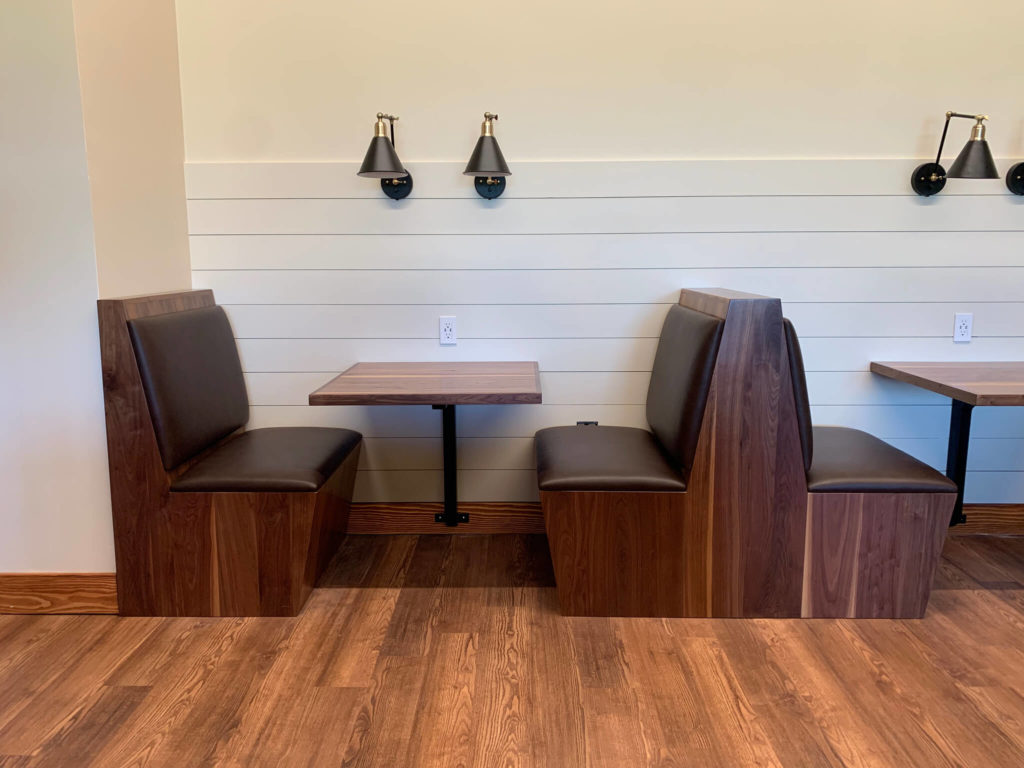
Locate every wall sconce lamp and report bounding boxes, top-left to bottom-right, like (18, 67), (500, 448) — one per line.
(464, 112), (510, 199)
(1007, 162), (1024, 195)
(358, 113), (413, 200)
(912, 111), (999, 196)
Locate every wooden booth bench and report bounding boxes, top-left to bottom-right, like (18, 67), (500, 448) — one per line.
(99, 290), (362, 617)
(536, 288), (956, 618)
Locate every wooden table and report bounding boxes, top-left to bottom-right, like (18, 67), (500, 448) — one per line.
(870, 362), (1024, 525)
(309, 362), (542, 527)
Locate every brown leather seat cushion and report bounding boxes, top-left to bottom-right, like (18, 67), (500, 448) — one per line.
(128, 306), (250, 469)
(536, 426), (686, 492)
(171, 427), (362, 493)
(645, 305), (724, 478)
(808, 426), (956, 493)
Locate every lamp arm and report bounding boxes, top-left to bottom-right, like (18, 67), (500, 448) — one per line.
(935, 111), (988, 165)
(935, 113), (953, 165)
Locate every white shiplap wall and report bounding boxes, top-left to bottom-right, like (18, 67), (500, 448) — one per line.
(186, 160), (1024, 504)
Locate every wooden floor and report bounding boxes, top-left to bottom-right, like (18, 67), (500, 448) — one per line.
(3, 535), (1024, 767)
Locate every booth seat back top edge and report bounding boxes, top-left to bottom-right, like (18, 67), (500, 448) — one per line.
(127, 304), (249, 470)
(645, 304), (725, 480)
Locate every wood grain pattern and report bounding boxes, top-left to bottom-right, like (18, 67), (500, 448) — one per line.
(543, 490), (710, 617)
(98, 291), (359, 617)
(802, 492), (954, 618)
(309, 361), (542, 406)
(0, 574), (118, 614)
(540, 288), (806, 617)
(871, 361), (1024, 406)
(951, 504), (1024, 536)
(690, 290), (807, 618)
(2, 533), (1024, 766)
(348, 502), (544, 534)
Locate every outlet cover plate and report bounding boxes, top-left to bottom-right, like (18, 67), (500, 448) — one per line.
(439, 315), (457, 345)
(954, 312), (972, 343)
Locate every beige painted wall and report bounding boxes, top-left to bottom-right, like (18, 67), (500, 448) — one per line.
(0, 1), (115, 571)
(74, 0), (191, 298)
(175, 0), (1024, 162)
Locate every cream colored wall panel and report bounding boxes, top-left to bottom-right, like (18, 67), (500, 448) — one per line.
(175, 1), (1023, 163)
(194, 267), (1024, 306)
(353, 469), (538, 503)
(187, 195), (1021, 236)
(358, 437), (536, 471)
(812, 405), (1024, 440)
(800, 337), (1024, 372)
(192, 160), (1024, 504)
(962, 473), (1024, 505)
(248, 404), (648, 438)
(237, 338), (658, 374)
(805, 372), (948, 406)
(224, 303), (668, 340)
(222, 301), (1024, 342)
(785, 302), (1024, 338)
(191, 231), (1024, 271)
(886, 438), (1024, 471)
(185, 160), (1011, 200)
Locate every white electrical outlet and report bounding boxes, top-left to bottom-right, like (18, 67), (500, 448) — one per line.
(439, 315), (457, 345)
(954, 312), (972, 343)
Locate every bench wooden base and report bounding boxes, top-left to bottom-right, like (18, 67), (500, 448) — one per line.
(801, 491), (954, 618)
(543, 490), (709, 617)
(116, 444), (359, 618)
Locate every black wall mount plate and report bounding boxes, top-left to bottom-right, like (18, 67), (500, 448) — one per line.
(381, 173), (413, 200)
(1007, 162), (1024, 196)
(911, 163), (947, 196)
(474, 176), (506, 199)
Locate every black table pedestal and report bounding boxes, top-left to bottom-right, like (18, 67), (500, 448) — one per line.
(432, 404), (468, 527)
(944, 400), (974, 527)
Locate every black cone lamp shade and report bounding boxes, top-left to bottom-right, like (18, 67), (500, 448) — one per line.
(358, 113), (413, 199)
(464, 113), (510, 198)
(947, 121), (999, 179)
(912, 112), (999, 196)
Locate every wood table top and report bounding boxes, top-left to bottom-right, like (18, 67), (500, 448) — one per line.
(870, 361), (1024, 406)
(309, 361), (543, 406)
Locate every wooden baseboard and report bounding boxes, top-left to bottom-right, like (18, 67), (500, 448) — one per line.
(348, 502), (544, 534)
(950, 504), (1024, 536)
(0, 573), (118, 615)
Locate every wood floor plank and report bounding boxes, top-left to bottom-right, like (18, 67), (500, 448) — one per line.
(339, 654), (429, 767)
(524, 588), (586, 767)
(380, 536), (451, 657)
(0, 617), (157, 754)
(471, 585), (531, 768)
(126, 618), (296, 767)
(0, 535), (1023, 767)
(79, 618), (253, 767)
(712, 621), (846, 767)
(845, 619), (1024, 767)
(618, 619), (746, 767)
(26, 685), (150, 767)
(405, 632), (479, 768)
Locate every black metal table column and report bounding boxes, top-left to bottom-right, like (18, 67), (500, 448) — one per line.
(944, 399), (974, 527)
(432, 404), (468, 526)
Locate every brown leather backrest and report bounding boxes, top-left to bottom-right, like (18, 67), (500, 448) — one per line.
(645, 305), (724, 477)
(782, 318), (813, 472)
(128, 306), (249, 469)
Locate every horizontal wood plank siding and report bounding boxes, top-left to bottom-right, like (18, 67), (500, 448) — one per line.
(187, 160), (1024, 504)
